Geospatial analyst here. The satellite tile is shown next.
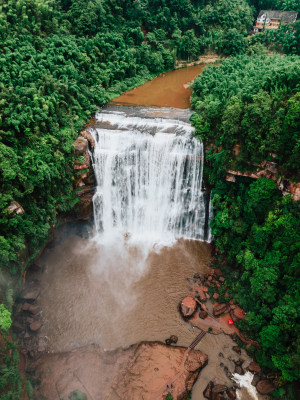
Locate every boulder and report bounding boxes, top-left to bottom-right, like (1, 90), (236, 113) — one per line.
(74, 137), (88, 155)
(80, 130), (95, 150)
(7, 200), (25, 216)
(230, 305), (245, 321)
(234, 365), (244, 375)
(29, 320), (42, 332)
(251, 374), (260, 387)
(184, 349), (208, 372)
(212, 384), (227, 400)
(21, 286), (40, 301)
(213, 293), (219, 300)
(165, 335), (178, 345)
(181, 296), (197, 317)
(256, 380), (275, 395)
(22, 303), (40, 315)
(234, 359), (244, 366)
(227, 389), (236, 399)
(213, 303), (230, 317)
(203, 381), (214, 399)
(248, 361), (261, 374)
(169, 335), (178, 344)
(232, 346), (241, 355)
(199, 310), (208, 319)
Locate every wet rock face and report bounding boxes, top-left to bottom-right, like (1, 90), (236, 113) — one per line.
(34, 342), (208, 400)
(72, 130), (95, 221)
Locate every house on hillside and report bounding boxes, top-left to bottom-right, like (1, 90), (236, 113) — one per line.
(253, 10), (298, 32)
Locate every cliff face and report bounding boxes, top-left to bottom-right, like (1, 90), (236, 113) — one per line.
(226, 161), (300, 201)
(72, 129), (95, 221)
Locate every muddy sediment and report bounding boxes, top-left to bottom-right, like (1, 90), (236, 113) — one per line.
(109, 64), (206, 108)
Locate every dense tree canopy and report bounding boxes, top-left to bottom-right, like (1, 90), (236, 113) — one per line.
(191, 56), (300, 386)
(191, 55), (300, 182)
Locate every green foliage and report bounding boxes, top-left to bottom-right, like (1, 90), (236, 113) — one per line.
(0, 0), (257, 274)
(192, 54), (300, 384)
(191, 55), (300, 181)
(210, 179), (300, 382)
(0, 335), (22, 399)
(0, 304), (11, 332)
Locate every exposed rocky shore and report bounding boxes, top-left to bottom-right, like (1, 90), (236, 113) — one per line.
(29, 342), (207, 400)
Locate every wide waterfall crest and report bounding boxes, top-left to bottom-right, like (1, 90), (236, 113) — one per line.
(91, 107), (209, 245)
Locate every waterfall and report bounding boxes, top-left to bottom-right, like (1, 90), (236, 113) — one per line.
(91, 106), (209, 246)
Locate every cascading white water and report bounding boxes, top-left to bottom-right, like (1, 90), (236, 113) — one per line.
(91, 107), (209, 246)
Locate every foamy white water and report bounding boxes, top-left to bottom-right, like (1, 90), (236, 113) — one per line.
(233, 371), (259, 400)
(91, 107), (210, 247)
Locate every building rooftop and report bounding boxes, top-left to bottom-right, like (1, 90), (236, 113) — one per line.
(257, 10), (298, 23)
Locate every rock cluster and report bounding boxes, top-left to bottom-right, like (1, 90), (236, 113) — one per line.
(34, 342), (208, 400)
(73, 129), (95, 221)
(226, 162), (300, 201)
(12, 280), (47, 361)
(203, 381), (237, 400)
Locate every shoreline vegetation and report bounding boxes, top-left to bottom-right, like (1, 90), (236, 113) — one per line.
(0, 0), (299, 399)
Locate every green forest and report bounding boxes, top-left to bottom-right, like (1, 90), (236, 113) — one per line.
(0, 0), (299, 398)
(191, 54), (300, 389)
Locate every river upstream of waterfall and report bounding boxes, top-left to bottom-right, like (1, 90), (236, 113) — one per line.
(27, 65), (263, 400)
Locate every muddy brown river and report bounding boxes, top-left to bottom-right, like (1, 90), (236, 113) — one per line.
(36, 235), (211, 352)
(110, 64), (206, 108)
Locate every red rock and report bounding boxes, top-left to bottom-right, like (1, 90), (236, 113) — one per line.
(219, 276), (225, 283)
(213, 293), (219, 300)
(22, 286), (40, 301)
(181, 296), (197, 317)
(248, 361), (261, 374)
(232, 346), (241, 354)
(214, 268), (223, 277)
(251, 375), (260, 386)
(212, 384), (227, 400)
(74, 136), (88, 155)
(80, 130), (95, 150)
(22, 303), (40, 315)
(213, 303), (230, 317)
(212, 384), (227, 393)
(199, 310), (208, 319)
(230, 305), (246, 320)
(198, 286), (207, 301)
(256, 380), (275, 394)
(227, 389), (236, 399)
(184, 349), (208, 372)
(7, 200), (25, 215)
(203, 381), (214, 399)
(235, 365), (244, 375)
(29, 321), (42, 332)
